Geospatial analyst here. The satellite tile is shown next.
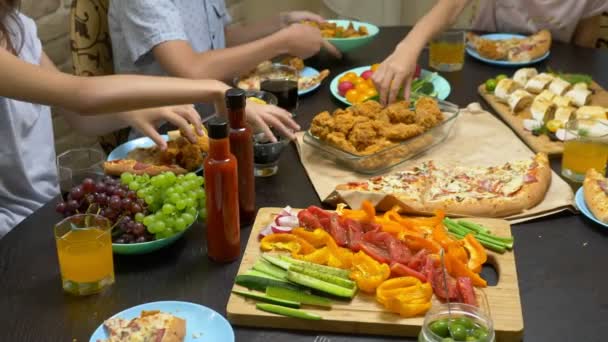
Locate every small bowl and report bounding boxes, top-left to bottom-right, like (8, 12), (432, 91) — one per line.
(245, 90), (278, 106)
(325, 19), (379, 53)
(253, 131), (290, 177)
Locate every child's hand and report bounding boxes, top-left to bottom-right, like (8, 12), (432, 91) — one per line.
(245, 101), (301, 142)
(372, 44), (418, 105)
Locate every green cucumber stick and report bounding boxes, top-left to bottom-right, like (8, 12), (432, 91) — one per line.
(256, 303), (322, 320)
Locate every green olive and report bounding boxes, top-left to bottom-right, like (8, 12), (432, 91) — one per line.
(465, 337), (478, 342)
(485, 79), (497, 92)
(453, 317), (475, 330)
(495, 74), (508, 81)
(430, 319), (450, 338)
(449, 323), (468, 341)
(472, 327), (490, 341)
(442, 338), (455, 342)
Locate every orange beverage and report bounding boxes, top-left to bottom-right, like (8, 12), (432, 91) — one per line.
(55, 214), (114, 295)
(429, 31), (465, 72)
(562, 120), (608, 182)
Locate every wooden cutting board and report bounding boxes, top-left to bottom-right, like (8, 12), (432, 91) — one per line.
(226, 208), (524, 341)
(478, 83), (608, 155)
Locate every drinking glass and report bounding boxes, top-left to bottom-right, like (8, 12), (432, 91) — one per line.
(259, 64), (299, 117)
(54, 214), (114, 295)
(562, 119), (608, 182)
(56, 148), (105, 199)
(429, 30), (465, 72)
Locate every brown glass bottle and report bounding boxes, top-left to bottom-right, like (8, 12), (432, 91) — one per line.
(226, 88), (256, 225)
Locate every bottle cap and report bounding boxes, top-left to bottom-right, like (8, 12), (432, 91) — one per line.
(225, 88), (246, 110)
(206, 117), (229, 139)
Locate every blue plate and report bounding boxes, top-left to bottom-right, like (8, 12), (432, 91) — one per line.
(299, 66), (324, 96)
(466, 33), (550, 67)
(575, 187), (608, 227)
(330, 66), (451, 106)
(89, 301), (234, 342)
(107, 135), (203, 174)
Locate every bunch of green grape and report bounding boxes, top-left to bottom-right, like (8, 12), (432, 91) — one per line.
(120, 172), (206, 239)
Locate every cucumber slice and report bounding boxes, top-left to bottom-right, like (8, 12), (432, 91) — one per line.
(289, 265), (356, 289)
(262, 254), (292, 270)
(256, 303), (322, 320)
(243, 270), (283, 281)
(279, 255), (351, 279)
(266, 286), (332, 308)
(232, 289), (300, 308)
(235, 275), (301, 292)
(253, 259), (288, 280)
(287, 270), (356, 299)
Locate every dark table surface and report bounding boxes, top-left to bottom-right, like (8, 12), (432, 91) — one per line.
(2, 26), (608, 342)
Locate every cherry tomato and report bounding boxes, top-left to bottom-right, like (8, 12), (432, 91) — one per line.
(414, 64), (422, 79)
(345, 89), (360, 103)
(371, 63), (380, 72)
(352, 76), (366, 86)
(364, 87), (378, 99)
(356, 82), (370, 92)
(361, 70), (374, 80)
(338, 81), (355, 97)
(366, 78), (376, 88)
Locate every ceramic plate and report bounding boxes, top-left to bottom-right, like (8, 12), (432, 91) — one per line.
(330, 65), (451, 106)
(466, 33), (550, 67)
(299, 66), (324, 96)
(325, 19), (380, 53)
(575, 187), (608, 227)
(89, 301), (234, 342)
(107, 135), (203, 174)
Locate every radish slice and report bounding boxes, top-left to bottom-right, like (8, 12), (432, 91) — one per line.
(276, 215), (299, 228)
(279, 206), (293, 216)
(258, 224), (274, 239)
(271, 225), (293, 234)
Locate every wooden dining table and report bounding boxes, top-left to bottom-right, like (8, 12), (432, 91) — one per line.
(1, 26), (607, 342)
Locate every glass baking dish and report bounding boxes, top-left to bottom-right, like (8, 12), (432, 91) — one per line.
(303, 100), (460, 174)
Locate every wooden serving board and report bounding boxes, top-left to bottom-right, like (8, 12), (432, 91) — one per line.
(226, 208), (524, 341)
(478, 83), (608, 155)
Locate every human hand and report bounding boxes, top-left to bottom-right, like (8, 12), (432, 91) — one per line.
(245, 100), (301, 142)
(372, 44), (418, 105)
(280, 11), (325, 26)
(279, 23), (341, 59)
(122, 105), (203, 150)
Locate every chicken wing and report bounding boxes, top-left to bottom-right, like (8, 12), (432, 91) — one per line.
(348, 121), (380, 150)
(414, 97), (444, 129)
(383, 123), (425, 141)
(310, 111), (335, 139)
(326, 132), (358, 154)
(381, 101), (416, 124)
(349, 100), (388, 122)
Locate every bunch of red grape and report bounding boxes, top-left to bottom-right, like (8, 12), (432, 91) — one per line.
(55, 176), (153, 244)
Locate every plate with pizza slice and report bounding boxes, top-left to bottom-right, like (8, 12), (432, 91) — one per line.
(577, 168), (608, 227)
(466, 31), (551, 66)
(89, 301), (234, 342)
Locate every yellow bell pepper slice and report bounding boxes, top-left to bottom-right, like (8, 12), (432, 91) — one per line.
(350, 251), (390, 293)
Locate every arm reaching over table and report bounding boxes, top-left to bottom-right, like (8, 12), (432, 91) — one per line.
(372, 0), (470, 105)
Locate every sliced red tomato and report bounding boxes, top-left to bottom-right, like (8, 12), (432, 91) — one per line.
(362, 230), (391, 249)
(431, 268), (460, 301)
(358, 241), (392, 264)
(343, 218), (364, 251)
(361, 221), (381, 233)
(457, 277), (477, 307)
(307, 206), (332, 220)
(319, 217), (331, 232)
(387, 238), (412, 265)
(421, 255), (436, 282)
(297, 210), (321, 230)
(390, 262), (427, 282)
(408, 248), (429, 272)
(328, 213), (348, 247)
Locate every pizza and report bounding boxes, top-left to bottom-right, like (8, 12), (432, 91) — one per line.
(583, 168), (608, 222)
(337, 153), (552, 217)
(103, 159), (187, 176)
(99, 310), (185, 342)
(466, 30), (552, 62)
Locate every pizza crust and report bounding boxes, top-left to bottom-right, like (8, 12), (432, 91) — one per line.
(583, 168), (608, 222)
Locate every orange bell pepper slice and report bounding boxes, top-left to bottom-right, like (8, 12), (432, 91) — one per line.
(361, 200), (376, 222)
(402, 235), (441, 254)
(445, 252), (487, 287)
(291, 228), (331, 248)
(350, 251), (391, 293)
(462, 234), (487, 273)
(260, 234), (316, 255)
(447, 241), (469, 265)
(431, 223), (454, 249)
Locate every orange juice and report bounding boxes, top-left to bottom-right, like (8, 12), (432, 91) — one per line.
(55, 215), (114, 295)
(562, 140), (608, 182)
(429, 31), (465, 72)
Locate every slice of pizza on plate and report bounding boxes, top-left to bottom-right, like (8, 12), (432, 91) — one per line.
(583, 168), (608, 222)
(99, 310), (186, 342)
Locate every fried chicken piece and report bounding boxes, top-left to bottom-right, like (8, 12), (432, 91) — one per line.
(360, 138), (395, 155)
(177, 143), (205, 171)
(348, 121), (380, 150)
(325, 132), (358, 154)
(349, 100), (388, 122)
(383, 123), (425, 141)
(281, 56), (305, 72)
(310, 111), (335, 139)
(381, 101), (416, 124)
(414, 97), (444, 129)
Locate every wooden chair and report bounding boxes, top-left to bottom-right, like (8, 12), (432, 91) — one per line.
(69, 0), (129, 154)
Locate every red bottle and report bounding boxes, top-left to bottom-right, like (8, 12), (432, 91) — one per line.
(226, 88), (256, 225)
(203, 118), (240, 262)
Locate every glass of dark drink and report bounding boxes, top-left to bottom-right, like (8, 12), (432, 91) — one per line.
(253, 131), (290, 177)
(259, 64), (299, 117)
(56, 148), (105, 200)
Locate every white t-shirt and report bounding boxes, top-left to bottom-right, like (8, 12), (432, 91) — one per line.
(0, 13), (59, 237)
(472, 0), (608, 43)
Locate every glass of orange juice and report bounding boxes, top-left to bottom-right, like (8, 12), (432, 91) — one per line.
(54, 214), (114, 295)
(429, 30), (465, 72)
(562, 119), (608, 182)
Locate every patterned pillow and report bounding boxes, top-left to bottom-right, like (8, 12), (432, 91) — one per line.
(69, 0), (129, 153)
